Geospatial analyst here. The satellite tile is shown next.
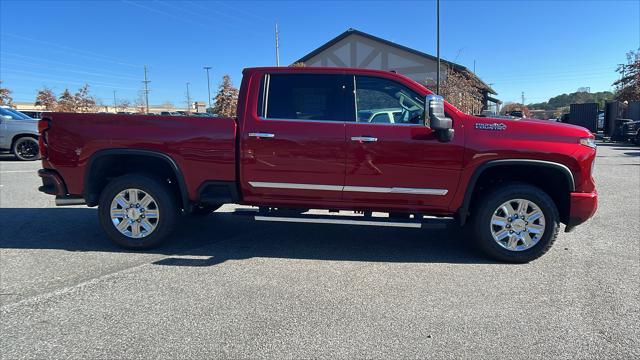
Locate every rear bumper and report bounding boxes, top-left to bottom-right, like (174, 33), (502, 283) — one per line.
(565, 191), (598, 231)
(38, 169), (67, 196)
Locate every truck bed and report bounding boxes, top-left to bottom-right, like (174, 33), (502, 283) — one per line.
(41, 113), (237, 201)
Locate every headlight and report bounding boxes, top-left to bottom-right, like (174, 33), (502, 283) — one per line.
(579, 137), (596, 149)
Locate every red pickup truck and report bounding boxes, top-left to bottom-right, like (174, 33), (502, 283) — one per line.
(37, 67), (598, 262)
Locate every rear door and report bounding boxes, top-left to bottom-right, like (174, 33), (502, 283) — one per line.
(240, 72), (350, 204)
(343, 75), (464, 210)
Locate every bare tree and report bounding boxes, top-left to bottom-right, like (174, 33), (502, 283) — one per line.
(56, 89), (76, 112)
(74, 84), (97, 113)
(0, 81), (13, 105)
(161, 101), (175, 110)
(212, 74), (239, 117)
(35, 87), (58, 110)
(427, 69), (483, 115)
(116, 99), (131, 113)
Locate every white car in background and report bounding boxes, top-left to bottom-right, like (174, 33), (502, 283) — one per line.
(0, 107), (40, 161)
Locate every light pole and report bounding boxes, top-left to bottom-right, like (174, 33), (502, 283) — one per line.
(436, 0), (440, 95)
(204, 66), (212, 112)
(186, 82), (192, 114)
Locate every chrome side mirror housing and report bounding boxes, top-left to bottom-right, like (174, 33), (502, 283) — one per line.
(424, 94), (454, 142)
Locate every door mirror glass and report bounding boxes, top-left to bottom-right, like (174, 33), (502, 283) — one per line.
(425, 94), (454, 142)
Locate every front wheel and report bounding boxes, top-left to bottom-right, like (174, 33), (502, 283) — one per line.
(472, 183), (560, 263)
(98, 174), (178, 249)
(12, 137), (40, 161)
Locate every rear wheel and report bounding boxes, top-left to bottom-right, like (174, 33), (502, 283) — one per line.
(98, 174), (178, 249)
(472, 183), (560, 263)
(12, 137), (40, 161)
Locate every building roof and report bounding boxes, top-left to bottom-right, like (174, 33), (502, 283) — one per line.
(296, 28), (497, 95)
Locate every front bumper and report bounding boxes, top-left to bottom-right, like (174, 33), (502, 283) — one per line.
(565, 191), (598, 231)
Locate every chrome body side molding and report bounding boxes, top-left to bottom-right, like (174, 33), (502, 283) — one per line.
(248, 182), (448, 195)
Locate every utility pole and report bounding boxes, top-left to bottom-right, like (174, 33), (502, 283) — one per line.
(186, 82), (192, 114)
(521, 91), (525, 106)
(436, 0), (440, 95)
(204, 66), (212, 112)
(142, 65), (150, 114)
(473, 60), (476, 74)
(275, 22), (280, 67)
(112, 90), (117, 113)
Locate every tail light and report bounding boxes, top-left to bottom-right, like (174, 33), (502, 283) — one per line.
(38, 118), (51, 159)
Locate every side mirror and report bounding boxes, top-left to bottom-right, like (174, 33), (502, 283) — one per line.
(424, 94), (454, 142)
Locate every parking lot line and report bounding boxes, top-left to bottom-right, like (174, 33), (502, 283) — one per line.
(1, 170), (36, 173)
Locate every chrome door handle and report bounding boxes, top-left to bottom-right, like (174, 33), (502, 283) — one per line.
(351, 136), (378, 142)
(248, 132), (275, 138)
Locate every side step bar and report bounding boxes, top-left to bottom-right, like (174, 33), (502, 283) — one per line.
(235, 208), (452, 229)
(255, 216), (425, 228)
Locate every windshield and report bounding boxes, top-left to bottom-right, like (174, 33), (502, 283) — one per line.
(0, 107), (32, 120)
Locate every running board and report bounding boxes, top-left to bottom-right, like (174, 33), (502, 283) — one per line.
(242, 209), (451, 229)
(255, 215), (425, 228)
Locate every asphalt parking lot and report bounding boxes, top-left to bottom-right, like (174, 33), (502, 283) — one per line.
(1, 143), (639, 359)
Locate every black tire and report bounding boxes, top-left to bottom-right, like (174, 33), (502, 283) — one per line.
(471, 182), (560, 263)
(635, 131), (640, 146)
(190, 203), (222, 216)
(98, 174), (178, 249)
(12, 137), (40, 161)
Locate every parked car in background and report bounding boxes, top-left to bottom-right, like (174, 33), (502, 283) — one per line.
(0, 107), (40, 161)
(597, 111), (604, 130)
(160, 111), (183, 116)
(621, 119), (640, 145)
(19, 110), (51, 119)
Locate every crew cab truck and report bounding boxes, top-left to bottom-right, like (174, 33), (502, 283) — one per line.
(37, 67), (598, 263)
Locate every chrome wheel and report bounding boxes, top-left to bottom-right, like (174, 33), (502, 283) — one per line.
(490, 198), (545, 252)
(110, 188), (159, 238)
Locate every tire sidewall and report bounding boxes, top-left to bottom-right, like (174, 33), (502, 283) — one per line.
(13, 137), (40, 161)
(98, 174), (177, 249)
(474, 184), (559, 263)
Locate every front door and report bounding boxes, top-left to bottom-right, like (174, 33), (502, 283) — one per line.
(241, 72), (350, 205)
(343, 75), (464, 210)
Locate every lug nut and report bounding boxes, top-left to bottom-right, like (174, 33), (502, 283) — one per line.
(506, 224), (511, 228)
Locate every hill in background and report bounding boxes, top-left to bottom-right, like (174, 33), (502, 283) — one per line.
(529, 91), (614, 110)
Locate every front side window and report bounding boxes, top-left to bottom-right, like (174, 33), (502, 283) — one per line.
(260, 74), (349, 121)
(355, 76), (424, 125)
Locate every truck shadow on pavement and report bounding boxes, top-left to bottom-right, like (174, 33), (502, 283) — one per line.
(0, 208), (494, 265)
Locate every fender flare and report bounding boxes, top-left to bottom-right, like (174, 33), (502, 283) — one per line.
(84, 149), (190, 210)
(458, 159), (575, 225)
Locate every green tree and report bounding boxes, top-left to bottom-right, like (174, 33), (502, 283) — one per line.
(613, 49), (640, 102)
(212, 74), (239, 117)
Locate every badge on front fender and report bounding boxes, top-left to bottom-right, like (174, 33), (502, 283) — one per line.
(475, 123), (507, 131)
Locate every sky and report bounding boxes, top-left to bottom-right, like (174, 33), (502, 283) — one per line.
(1, 0), (638, 107)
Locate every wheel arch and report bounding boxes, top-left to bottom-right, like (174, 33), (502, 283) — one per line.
(84, 149), (190, 210)
(11, 133), (39, 149)
(458, 159), (575, 226)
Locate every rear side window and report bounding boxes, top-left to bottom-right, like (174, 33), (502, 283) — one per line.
(261, 74), (349, 121)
